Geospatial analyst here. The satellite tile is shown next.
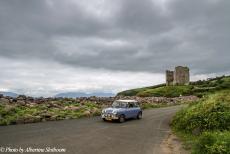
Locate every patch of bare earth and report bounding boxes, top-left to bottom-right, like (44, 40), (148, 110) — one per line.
(159, 132), (189, 154)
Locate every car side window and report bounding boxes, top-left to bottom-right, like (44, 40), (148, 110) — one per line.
(129, 103), (134, 108)
(133, 102), (139, 107)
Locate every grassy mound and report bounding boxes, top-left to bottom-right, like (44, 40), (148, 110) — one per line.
(116, 84), (165, 96)
(136, 85), (194, 97)
(171, 90), (230, 154)
(117, 75), (230, 97)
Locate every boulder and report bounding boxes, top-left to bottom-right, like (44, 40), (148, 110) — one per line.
(33, 116), (42, 122)
(26, 103), (37, 108)
(4, 104), (16, 113)
(16, 114), (36, 124)
(40, 112), (53, 120)
(65, 106), (80, 111)
(0, 98), (10, 104)
(50, 115), (58, 121)
(83, 110), (91, 117)
(16, 100), (26, 105)
(17, 95), (27, 100)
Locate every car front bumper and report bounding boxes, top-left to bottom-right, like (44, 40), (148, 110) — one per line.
(101, 113), (119, 120)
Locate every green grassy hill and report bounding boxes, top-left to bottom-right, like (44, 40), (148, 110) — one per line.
(117, 75), (230, 97)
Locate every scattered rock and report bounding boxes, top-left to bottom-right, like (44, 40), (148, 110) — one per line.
(41, 112), (52, 119)
(4, 105), (15, 113)
(50, 115), (58, 121)
(17, 95), (27, 100)
(34, 116), (42, 122)
(16, 100), (26, 105)
(0, 98), (10, 104)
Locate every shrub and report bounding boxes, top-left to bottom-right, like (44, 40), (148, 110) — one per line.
(172, 90), (230, 153)
(172, 90), (230, 133)
(193, 131), (230, 154)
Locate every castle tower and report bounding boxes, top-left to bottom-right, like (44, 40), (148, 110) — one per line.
(173, 66), (190, 85)
(166, 70), (174, 86)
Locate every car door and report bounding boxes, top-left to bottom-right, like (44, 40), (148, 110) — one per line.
(128, 102), (137, 118)
(124, 103), (133, 118)
(132, 102), (140, 118)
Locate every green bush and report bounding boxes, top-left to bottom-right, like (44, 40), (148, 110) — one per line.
(172, 90), (230, 153)
(193, 131), (230, 154)
(172, 90), (230, 133)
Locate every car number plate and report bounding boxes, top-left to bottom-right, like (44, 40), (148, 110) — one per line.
(106, 117), (112, 121)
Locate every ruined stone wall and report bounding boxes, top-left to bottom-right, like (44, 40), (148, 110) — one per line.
(166, 70), (174, 86)
(173, 66), (190, 85)
(166, 66), (190, 86)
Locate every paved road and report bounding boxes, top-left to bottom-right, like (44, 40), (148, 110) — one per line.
(0, 105), (183, 154)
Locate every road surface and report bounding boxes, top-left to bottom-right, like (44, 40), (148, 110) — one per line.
(0, 105), (183, 154)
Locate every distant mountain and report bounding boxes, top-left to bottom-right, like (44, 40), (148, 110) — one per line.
(54, 92), (115, 98)
(0, 91), (18, 97)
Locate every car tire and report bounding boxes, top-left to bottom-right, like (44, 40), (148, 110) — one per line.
(102, 118), (106, 121)
(137, 112), (142, 119)
(119, 115), (125, 123)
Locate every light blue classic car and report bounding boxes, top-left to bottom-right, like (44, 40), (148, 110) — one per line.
(101, 100), (142, 123)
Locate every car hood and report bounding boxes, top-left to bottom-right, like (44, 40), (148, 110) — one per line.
(103, 107), (125, 113)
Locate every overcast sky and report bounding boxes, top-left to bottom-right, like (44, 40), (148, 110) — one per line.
(0, 0), (229, 97)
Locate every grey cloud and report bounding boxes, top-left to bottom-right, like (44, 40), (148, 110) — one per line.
(0, 0), (230, 75)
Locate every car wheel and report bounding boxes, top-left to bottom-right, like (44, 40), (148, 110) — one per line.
(119, 115), (125, 123)
(102, 118), (106, 121)
(137, 112), (142, 119)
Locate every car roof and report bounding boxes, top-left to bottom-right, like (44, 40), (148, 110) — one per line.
(115, 99), (138, 103)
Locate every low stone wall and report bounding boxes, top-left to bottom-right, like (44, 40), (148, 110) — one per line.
(0, 94), (198, 106)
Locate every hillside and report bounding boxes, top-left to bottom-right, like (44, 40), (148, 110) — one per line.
(171, 90), (230, 153)
(117, 75), (230, 97)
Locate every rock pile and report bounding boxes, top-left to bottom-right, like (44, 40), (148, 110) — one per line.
(0, 95), (198, 106)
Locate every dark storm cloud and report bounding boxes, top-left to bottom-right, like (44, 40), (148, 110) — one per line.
(0, 0), (230, 74)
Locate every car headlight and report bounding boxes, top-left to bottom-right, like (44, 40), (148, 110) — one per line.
(112, 111), (117, 114)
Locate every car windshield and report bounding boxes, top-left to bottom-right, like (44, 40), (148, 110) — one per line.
(112, 101), (128, 108)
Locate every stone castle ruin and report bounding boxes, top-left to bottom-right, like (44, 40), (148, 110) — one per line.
(166, 66), (190, 86)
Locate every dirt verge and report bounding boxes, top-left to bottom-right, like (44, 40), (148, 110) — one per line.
(160, 132), (189, 154)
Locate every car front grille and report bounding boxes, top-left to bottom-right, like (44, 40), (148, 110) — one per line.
(104, 113), (112, 117)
